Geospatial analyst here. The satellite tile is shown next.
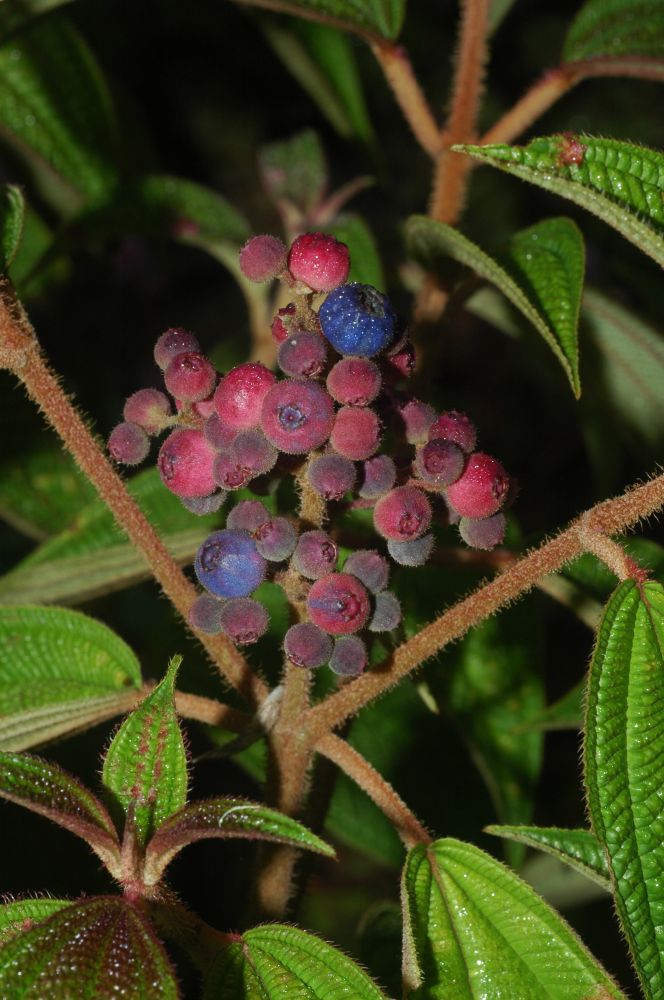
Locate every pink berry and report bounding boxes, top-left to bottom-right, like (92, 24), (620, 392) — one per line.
(255, 517), (298, 561)
(307, 454), (356, 500)
(239, 235), (287, 283)
(343, 550), (389, 594)
(123, 388), (172, 435)
(108, 422), (150, 466)
(358, 454), (396, 500)
(192, 395), (217, 420)
(330, 406), (381, 461)
(459, 511), (506, 550)
(293, 531), (338, 580)
(326, 358), (381, 407)
(374, 486), (432, 541)
(387, 534), (434, 567)
(204, 413), (237, 452)
(154, 327), (200, 370)
(164, 352), (217, 403)
(213, 451), (253, 491)
(329, 635), (367, 677)
(188, 594), (224, 634)
(219, 597), (269, 644)
(368, 591), (402, 632)
(307, 572), (371, 635)
(272, 303), (296, 344)
(261, 379), (335, 454)
(398, 399), (436, 444)
(414, 439), (465, 486)
(227, 500), (271, 534)
(232, 429), (278, 477)
(284, 622), (333, 669)
(214, 363), (277, 432)
(428, 411), (477, 453)
(278, 331), (327, 378)
(446, 452), (510, 518)
(288, 232), (350, 292)
(384, 340), (415, 380)
(158, 428), (217, 497)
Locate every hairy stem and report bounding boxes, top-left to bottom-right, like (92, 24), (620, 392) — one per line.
(304, 470), (664, 739)
(174, 692), (251, 733)
(0, 283), (268, 708)
(371, 42), (440, 157)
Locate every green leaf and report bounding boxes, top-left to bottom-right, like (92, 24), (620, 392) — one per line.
(144, 796), (334, 886)
(489, 0), (517, 33)
(523, 677), (585, 732)
(0, 467), (218, 604)
(0, 898), (71, 945)
(455, 135), (664, 271)
(0, 691), (141, 752)
(0, 896), (179, 998)
(259, 129), (328, 218)
(204, 924), (389, 999)
(0, 185), (24, 271)
(102, 657), (187, 848)
(564, 0), (664, 61)
(584, 580), (664, 997)
(0, 13), (117, 206)
(328, 215), (385, 289)
(402, 838), (626, 999)
(0, 750), (120, 871)
(406, 215), (583, 395)
(233, 0), (405, 42)
(486, 825), (610, 890)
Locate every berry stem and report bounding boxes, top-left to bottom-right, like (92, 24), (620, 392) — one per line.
(370, 41), (440, 157)
(174, 692), (252, 733)
(576, 517), (646, 584)
(0, 283), (268, 708)
(303, 469), (664, 739)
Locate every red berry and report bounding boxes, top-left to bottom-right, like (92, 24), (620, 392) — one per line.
(164, 352), (217, 403)
(329, 635), (367, 676)
(214, 363), (277, 432)
(284, 622), (333, 669)
(459, 512), (506, 550)
(272, 303), (296, 344)
(123, 388), (172, 435)
(158, 428), (217, 497)
(368, 591), (402, 632)
(307, 454), (356, 500)
(343, 550), (389, 593)
(398, 399), (436, 444)
(414, 439), (465, 486)
(358, 454), (396, 499)
(261, 379), (335, 454)
(326, 358), (381, 407)
(387, 534), (434, 567)
(239, 235), (287, 283)
(108, 422), (150, 466)
(288, 232), (350, 292)
(307, 572), (371, 635)
(330, 406), (381, 461)
(293, 531), (338, 580)
(278, 331), (327, 378)
(428, 410), (477, 453)
(446, 452), (510, 518)
(374, 486), (432, 541)
(154, 328), (200, 370)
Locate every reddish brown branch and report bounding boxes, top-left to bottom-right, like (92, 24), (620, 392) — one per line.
(371, 42), (440, 157)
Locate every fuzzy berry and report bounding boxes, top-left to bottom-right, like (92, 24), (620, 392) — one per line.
(239, 235), (287, 283)
(227, 500), (271, 534)
(123, 388), (172, 435)
(278, 331), (327, 378)
(368, 591), (402, 632)
(307, 572), (371, 635)
(326, 358), (381, 406)
(374, 486), (432, 542)
(329, 635), (367, 677)
(181, 491), (226, 516)
(188, 594), (224, 634)
(154, 328), (200, 370)
(261, 379), (335, 454)
(387, 534), (434, 567)
(428, 410), (477, 453)
(164, 352), (217, 403)
(358, 454), (397, 500)
(307, 454), (356, 501)
(158, 428), (217, 497)
(272, 303), (296, 344)
(108, 422), (150, 466)
(195, 529), (266, 598)
(214, 363), (277, 432)
(459, 512), (506, 550)
(319, 283), (397, 357)
(219, 597), (269, 644)
(343, 550), (389, 594)
(384, 340), (415, 380)
(213, 451), (254, 491)
(288, 232), (350, 292)
(293, 531), (338, 580)
(284, 622), (333, 669)
(446, 452), (510, 519)
(398, 399), (436, 445)
(414, 439), (465, 486)
(255, 517), (298, 562)
(330, 406), (381, 461)
(232, 429), (278, 477)
(204, 413), (237, 452)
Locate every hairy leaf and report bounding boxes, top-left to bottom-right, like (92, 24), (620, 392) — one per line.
(232, 0), (405, 42)
(456, 135), (664, 269)
(102, 657), (187, 848)
(0, 896), (179, 998)
(204, 924), (388, 999)
(486, 825), (610, 890)
(564, 0), (664, 61)
(523, 678), (585, 731)
(144, 797), (334, 885)
(585, 580), (664, 997)
(259, 129), (328, 217)
(0, 690), (140, 752)
(0, 185), (24, 271)
(0, 898), (70, 945)
(406, 215), (583, 394)
(402, 838), (625, 998)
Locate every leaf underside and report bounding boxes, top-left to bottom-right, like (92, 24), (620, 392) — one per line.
(486, 825), (610, 890)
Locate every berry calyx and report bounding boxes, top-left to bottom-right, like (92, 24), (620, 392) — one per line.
(287, 232), (350, 292)
(195, 529), (266, 598)
(239, 235), (287, 283)
(319, 283), (397, 357)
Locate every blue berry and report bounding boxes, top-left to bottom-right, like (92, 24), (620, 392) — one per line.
(319, 283), (397, 358)
(195, 529), (266, 598)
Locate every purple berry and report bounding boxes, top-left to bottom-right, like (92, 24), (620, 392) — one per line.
(181, 491), (227, 515)
(239, 235), (287, 283)
(219, 597), (269, 644)
(195, 529), (267, 598)
(288, 232), (350, 292)
(428, 410), (477, 453)
(387, 534), (434, 567)
(446, 452), (510, 518)
(164, 352), (217, 403)
(329, 636), (367, 677)
(343, 550), (389, 593)
(255, 517), (298, 561)
(188, 594), (224, 634)
(459, 511), (506, 550)
(108, 422), (150, 466)
(330, 406), (381, 461)
(326, 358), (381, 407)
(227, 500), (271, 534)
(261, 379), (335, 454)
(307, 454), (356, 501)
(213, 451), (254, 491)
(307, 572), (371, 635)
(158, 429), (217, 497)
(398, 399), (436, 444)
(319, 283), (397, 357)
(358, 454), (397, 500)
(414, 439), (465, 486)
(204, 413), (237, 452)
(123, 388), (172, 435)
(154, 327), (200, 370)
(284, 622), (333, 669)
(293, 531), (338, 580)
(232, 429), (278, 476)
(374, 486), (432, 541)
(278, 331), (327, 378)
(214, 362), (277, 432)
(368, 591), (402, 632)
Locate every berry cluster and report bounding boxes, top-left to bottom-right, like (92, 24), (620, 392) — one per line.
(108, 232), (514, 677)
